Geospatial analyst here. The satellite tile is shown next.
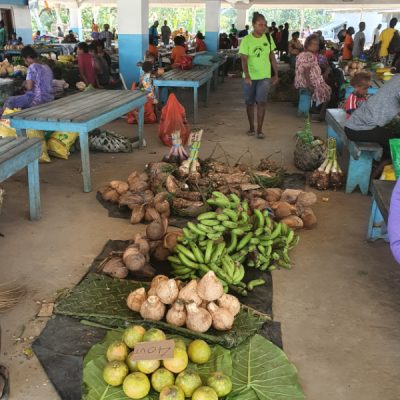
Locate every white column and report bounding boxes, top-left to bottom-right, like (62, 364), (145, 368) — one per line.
(236, 8), (248, 31)
(205, 0), (221, 53)
(13, 6), (33, 45)
(70, 7), (83, 41)
(118, 0), (149, 87)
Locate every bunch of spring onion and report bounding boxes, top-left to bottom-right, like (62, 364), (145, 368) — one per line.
(164, 131), (188, 164)
(179, 129), (203, 176)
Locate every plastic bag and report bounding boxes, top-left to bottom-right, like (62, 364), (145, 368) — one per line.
(158, 93), (190, 147)
(47, 132), (79, 160)
(0, 108), (51, 163)
(127, 83), (157, 125)
(390, 139), (400, 178)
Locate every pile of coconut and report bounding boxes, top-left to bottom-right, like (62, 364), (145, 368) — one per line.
(127, 272), (240, 333)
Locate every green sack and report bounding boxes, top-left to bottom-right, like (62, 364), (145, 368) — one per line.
(390, 138), (400, 178)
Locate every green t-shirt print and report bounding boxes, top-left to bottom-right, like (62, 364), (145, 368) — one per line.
(239, 33), (276, 80)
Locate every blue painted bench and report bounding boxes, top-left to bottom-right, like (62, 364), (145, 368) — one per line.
(0, 137), (42, 220)
(153, 66), (214, 124)
(5, 90), (148, 193)
(345, 78), (383, 98)
(326, 108), (383, 195)
(367, 179), (394, 241)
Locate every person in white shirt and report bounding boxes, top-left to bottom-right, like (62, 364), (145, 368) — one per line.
(372, 24), (382, 45)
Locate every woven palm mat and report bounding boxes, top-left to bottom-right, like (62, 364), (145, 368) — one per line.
(32, 240), (282, 400)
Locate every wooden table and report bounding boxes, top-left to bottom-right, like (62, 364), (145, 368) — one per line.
(153, 66), (213, 123)
(5, 90), (147, 193)
(367, 180), (395, 241)
(0, 137), (42, 220)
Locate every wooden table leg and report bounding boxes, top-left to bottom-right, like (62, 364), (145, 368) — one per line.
(27, 159), (41, 220)
(79, 131), (91, 193)
(194, 87), (198, 124)
(138, 105), (145, 148)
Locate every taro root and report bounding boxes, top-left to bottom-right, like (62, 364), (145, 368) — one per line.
(102, 188), (120, 203)
(217, 294), (241, 316)
(173, 198), (204, 209)
(154, 199), (170, 215)
(140, 296), (166, 321)
(156, 279), (179, 304)
(166, 301), (187, 327)
(142, 189), (155, 204)
(102, 256), (129, 279)
(197, 271), (224, 302)
(119, 192), (144, 208)
(281, 215), (304, 230)
(207, 302), (234, 331)
(139, 172), (149, 182)
(130, 204), (145, 224)
(174, 190), (202, 202)
(126, 287), (147, 312)
(178, 280), (202, 305)
(249, 197), (269, 211)
(135, 238), (150, 255)
(163, 231), (183, 251)
(149, 240), (163, 252)
(109, 180), (129, 195)
(185, 302), (212, 333)
(296, 192), (317, 208)
(129, 178), (149, 193)
(144, 207), (161, 223)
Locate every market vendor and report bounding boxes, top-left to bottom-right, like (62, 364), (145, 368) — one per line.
(344, 76), (400, 160)
(389, 179), (400, 264)
(342, 27), (355, 61)
(1, 46), (54, 113)
(171, 36), (186, 63)
(240, 12), (278, 139)
(288, 31), (303, 69)
(294, 34), (331, 120)
(76, 42), (97, 87)
(195, 32), (207, 52)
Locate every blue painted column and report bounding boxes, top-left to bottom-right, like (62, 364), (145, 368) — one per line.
(205, 0), (221, 53)
(13, 5), (33, 45)
(118, 0), (149, 88)
(70, 7), (83, 41)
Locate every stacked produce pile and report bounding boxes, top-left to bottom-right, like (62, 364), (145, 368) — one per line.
(310, 138), (345, 190)
(169, 191), (308, 294)
(97, 325), (232, 399)
(127, 273), (240, 333)
(0, 60), (27, 77)
(3, 43), (24, 51)
(343, 60), (366, 78)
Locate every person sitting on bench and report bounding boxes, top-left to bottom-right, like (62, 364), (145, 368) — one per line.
(344, 76), (400, 161)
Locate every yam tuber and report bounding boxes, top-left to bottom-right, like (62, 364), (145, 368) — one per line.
(102, 257), (128, 279)
(146, 221), (165, 241)
(166, 301), (187, 327)
(250, 197), (269, 211)
(152, 244), (171, 261)
(140, 296), (166, 321)
(197, 271), (224, 302)
(274, 202), (297, 220)
(109, 180), (129, 195)
(296, 191), (317, 208)
(263, 188), (282, 203)
(207, 302), (234, 331)
(178, 280), (202, 305)
(126, 288), (147, 312)
(123, 246), (146, 271)
(185, 302), (212, 333)
(156, 279), (179, 304)
(130, 204), (145, 224)
(280, 189), (303, 204)
(217, 294), (241, 316)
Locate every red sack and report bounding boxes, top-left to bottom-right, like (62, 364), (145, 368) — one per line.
(172, 55), (193, 70)
(158, 93), (190, 147)
(127, 83), (157, 124)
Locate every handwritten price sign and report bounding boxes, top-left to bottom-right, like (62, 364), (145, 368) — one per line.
(130, 340), (175, 361)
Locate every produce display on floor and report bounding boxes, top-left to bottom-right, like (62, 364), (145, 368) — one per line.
(83, 326), (305, 400)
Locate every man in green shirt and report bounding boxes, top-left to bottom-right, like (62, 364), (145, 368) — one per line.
(240, 12), (278, 139)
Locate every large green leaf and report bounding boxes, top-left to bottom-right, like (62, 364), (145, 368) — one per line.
(227, 335), (305, 400)
(83, 330), (232, 399)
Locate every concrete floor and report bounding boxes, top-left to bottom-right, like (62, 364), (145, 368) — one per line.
(1, 78), (400, 400)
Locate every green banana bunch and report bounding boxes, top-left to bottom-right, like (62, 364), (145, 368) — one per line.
(170, 191), (300, 294)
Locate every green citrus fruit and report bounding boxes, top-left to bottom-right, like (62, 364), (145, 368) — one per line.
(151, 368), (175, 392)
(102, 361), (129, 386)
(106, 341), (129, 362)
(162, 348), (188, 373)
(123, 325), (146, 349)
(143, 328), (166, 342)
(175, 370), (202, 397)
(159, 385), (185, 400)
(207, 371), (232, 396)
(192, 386), (218, 400)
(122, 372), (150, 399)
(187, 340), (211, 364)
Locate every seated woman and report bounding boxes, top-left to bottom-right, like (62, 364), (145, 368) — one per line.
(295, 34), (331, 120)
(344, 76), (400, 160)
(2, 46), (54, 112)
(89, 42), (110, 88)
(76, 42), (97, 87)
(389, 179), (400, 264)
(288, 31), (303, 69)
(7, 32), (20, 46)
(195, 32), (207, 52)
(171, 35), (186, 63)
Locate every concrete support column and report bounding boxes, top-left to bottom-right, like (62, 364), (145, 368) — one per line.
(236, 8), (248, 31)
(13, 6), (33, 45)
(70, 7), (83, 41)
(117, 0), (149, 88)
(205, 0), (221, 53)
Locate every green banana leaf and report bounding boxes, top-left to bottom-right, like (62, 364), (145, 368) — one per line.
(227, 334), (305, 400)
(82, 330), (232, 400)
(55, 273), (269, 348)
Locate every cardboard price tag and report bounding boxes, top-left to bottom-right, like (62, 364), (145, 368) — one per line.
(130, 339), (175, 361)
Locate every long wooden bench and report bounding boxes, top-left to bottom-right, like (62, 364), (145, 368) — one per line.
(0, 137), (42, 220)
(325, 109), (383, 195)
(367, 180), (394, 241)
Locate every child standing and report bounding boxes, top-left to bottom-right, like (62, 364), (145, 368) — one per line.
(139, 61), (157, 105)
(345, 71), (371, 118)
